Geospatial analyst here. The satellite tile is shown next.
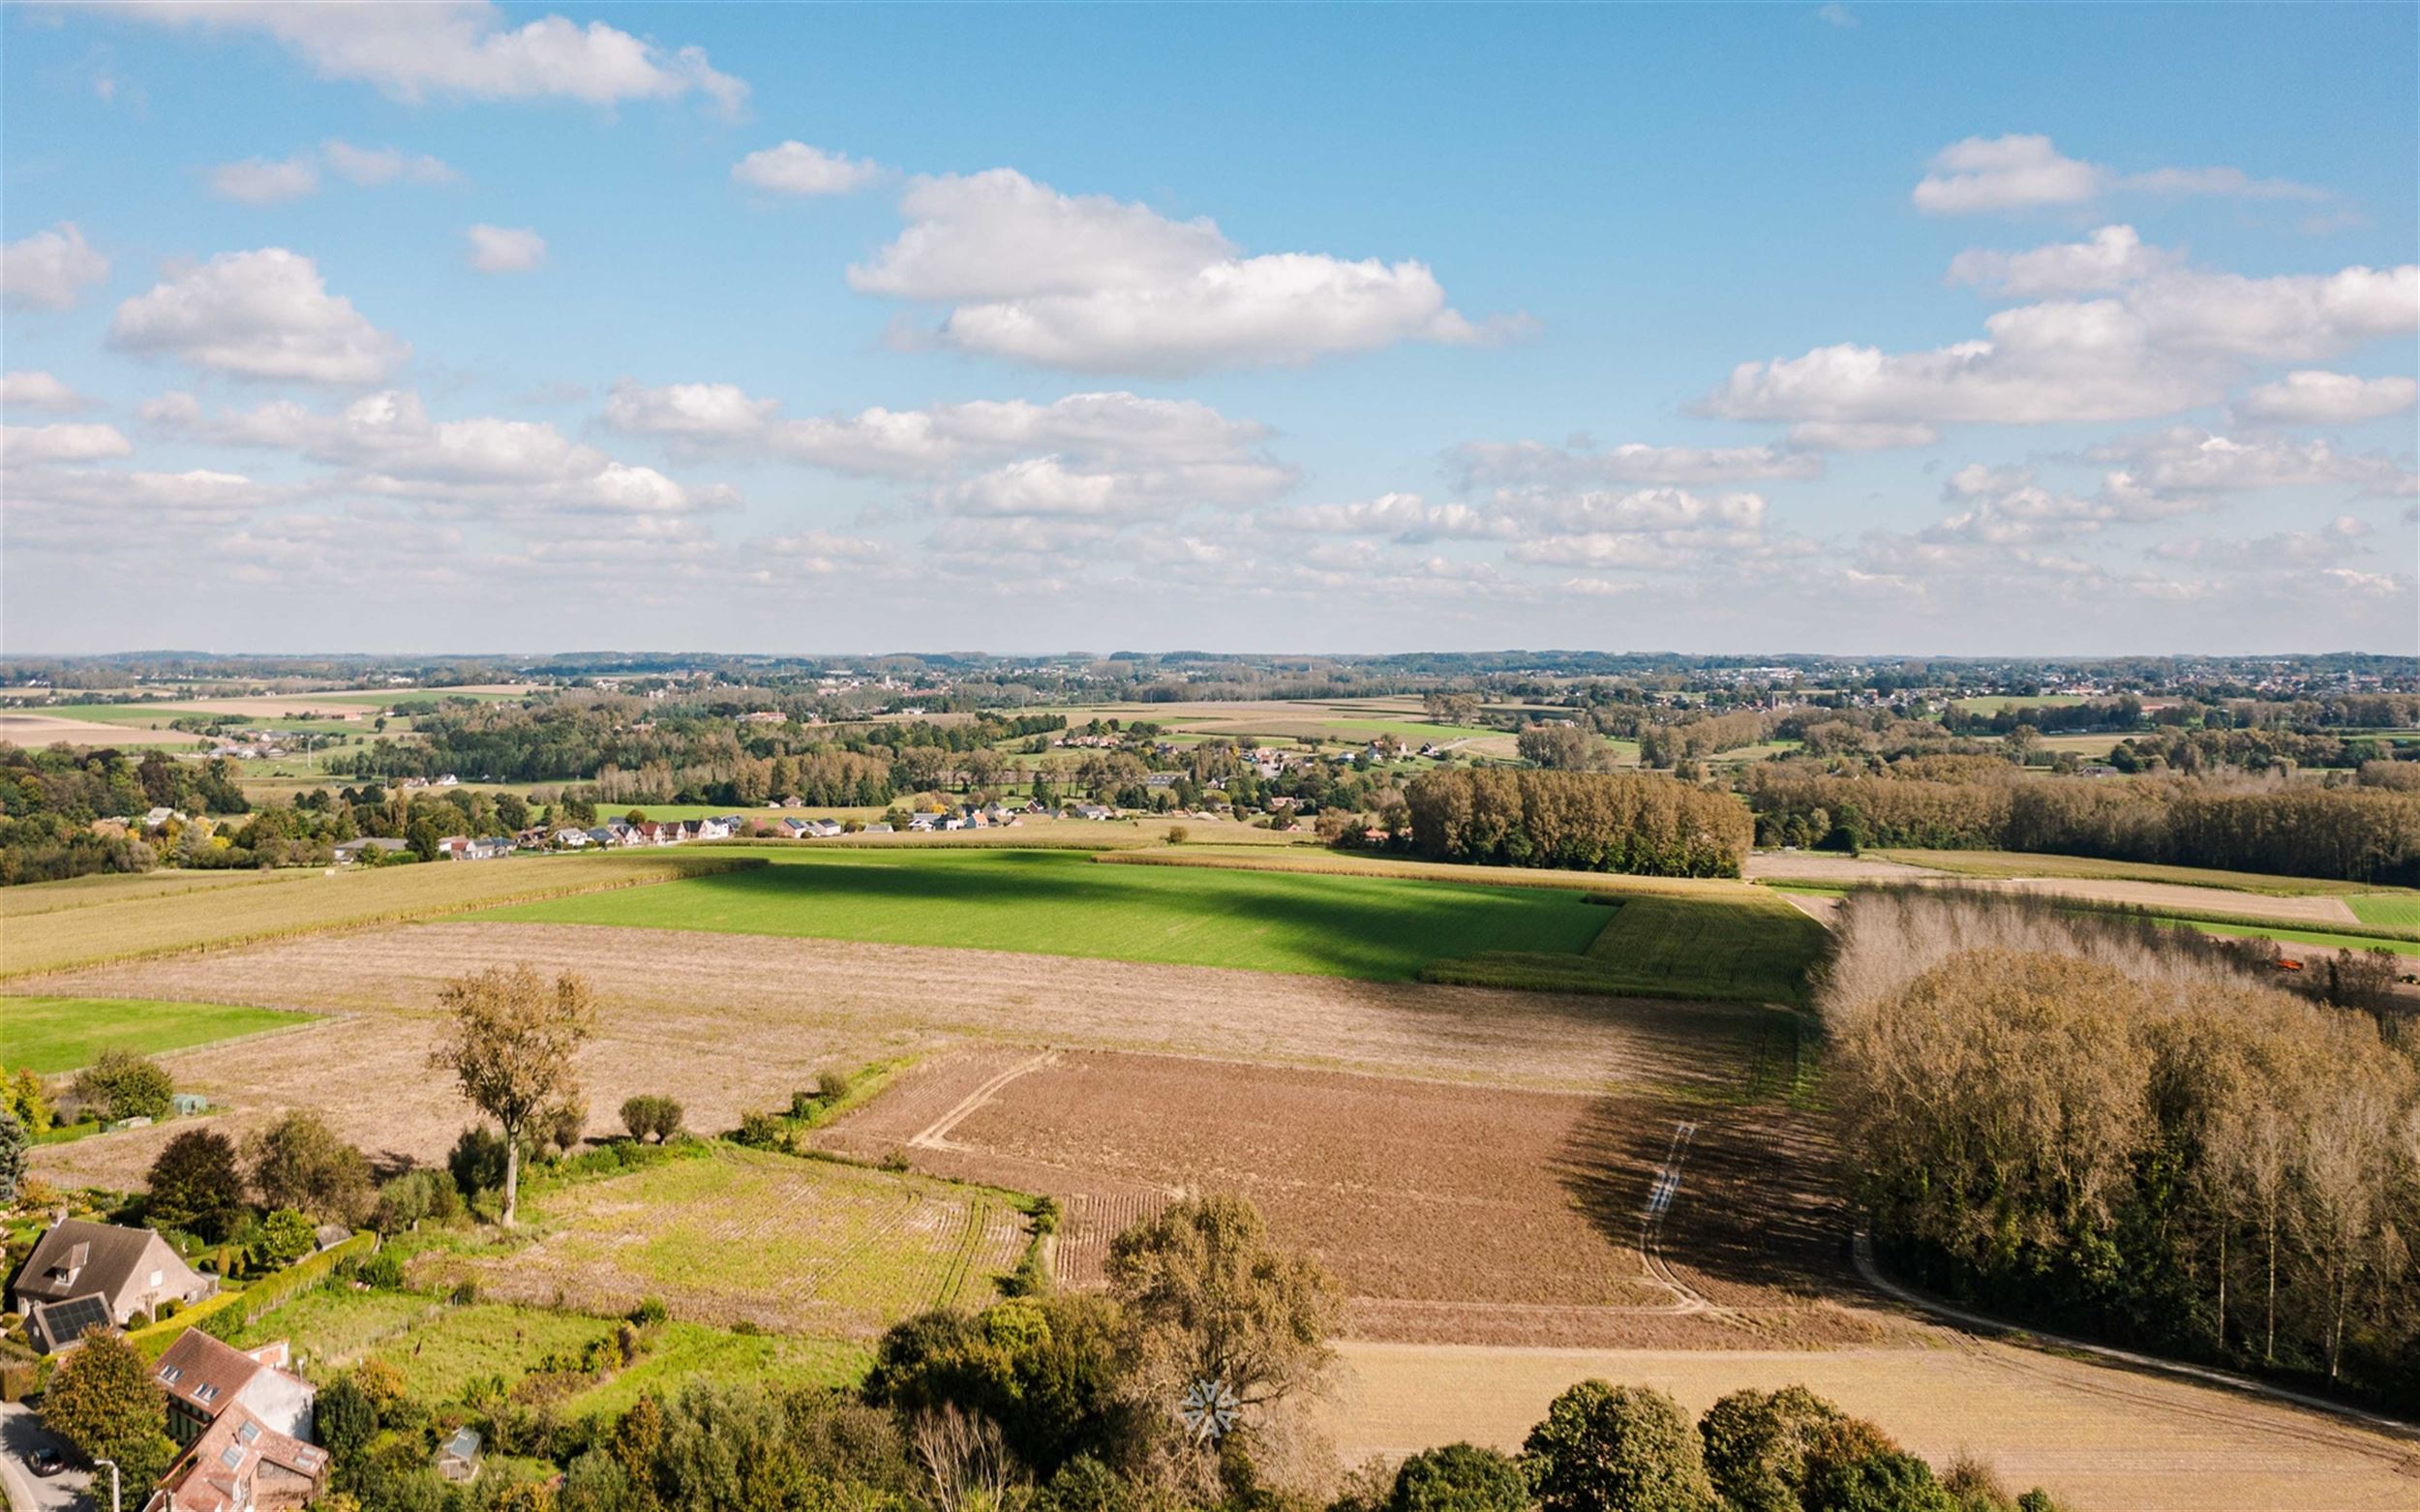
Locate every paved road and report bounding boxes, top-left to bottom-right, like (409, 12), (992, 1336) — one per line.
(0, 1405), (93, 1512)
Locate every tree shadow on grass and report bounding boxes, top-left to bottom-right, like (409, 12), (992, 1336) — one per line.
(554, 848), (1605, 984)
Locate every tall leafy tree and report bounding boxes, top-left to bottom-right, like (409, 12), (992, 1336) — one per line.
(428, 964), (596, 1226)
(145, 1128), (249, 1240)
(1523, 1381), (1717, 1512)
(41, 1328), (176, 1491)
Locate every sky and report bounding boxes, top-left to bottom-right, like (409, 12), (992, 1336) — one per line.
(3, 2), (2415, 658)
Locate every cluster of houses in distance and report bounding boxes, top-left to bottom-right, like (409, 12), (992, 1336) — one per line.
(335, 800), (1129, 864)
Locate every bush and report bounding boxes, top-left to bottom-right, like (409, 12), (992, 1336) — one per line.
(357, 1251), (407, 1290)
(246, 1207), (318, 1272)
(449, 1126), (511, 1195)
(249, 1110), (374, 1225)
(733, 1110), (794, 1153)
(618, 1095), (683, 1143)
(628, 1297), (669, 1327)
(374, 1168), (463, 1233)
(145, 1129), (248, 1241)
(814, 1066), (854, 1102)
(73, 1051), (174, 1123)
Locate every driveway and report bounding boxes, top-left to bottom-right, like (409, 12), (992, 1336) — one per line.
(0, 1405), (93, 1512)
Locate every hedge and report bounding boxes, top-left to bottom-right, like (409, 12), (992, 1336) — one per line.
(124, 1230), (377, 1360)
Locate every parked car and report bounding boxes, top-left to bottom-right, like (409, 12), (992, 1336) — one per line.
(29, 1446), (64, 1476)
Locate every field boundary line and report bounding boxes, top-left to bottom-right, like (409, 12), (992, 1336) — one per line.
(1850, 1231), (2420, 1440)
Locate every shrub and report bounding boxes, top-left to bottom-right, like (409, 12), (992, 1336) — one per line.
(449, 1125), (511, 1195)
(733, 1110), (794, 1153)
(246, 1207), (318, 1272)
(628, 1297), (669, 1327)
(357, 1251), (407, 1290)
(73, 1051), (174, 1123)
(1165, 826), (1190, 846)
(1030, 1195), (1062, 1235)
(374, 1168), (463, 1233)
(618, 1095), (683, 1143)
(814, 1066), (854, 1102)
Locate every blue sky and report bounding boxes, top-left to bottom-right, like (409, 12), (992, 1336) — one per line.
(4, 2), (2414, 655)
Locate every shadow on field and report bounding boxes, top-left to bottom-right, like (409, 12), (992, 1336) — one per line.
(590, 848), (1601, 983)
(1553, 1091), (1860, 1303)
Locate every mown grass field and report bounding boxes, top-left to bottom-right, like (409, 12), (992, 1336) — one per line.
(1, 994), (313, 1074)
(471, 847), (1612, 982)
(0, 850), (762, 979)
(1422, 892), (1829, 1006)
(2349, 892), (2420, 930)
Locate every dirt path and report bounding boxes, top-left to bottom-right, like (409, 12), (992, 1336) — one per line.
(1320, 1339), (2420, 1511)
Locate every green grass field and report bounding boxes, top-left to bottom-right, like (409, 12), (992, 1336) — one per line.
(471, 847), (1610, 982)
(1421, 892), (1829, 1006)
(1, 995), (313, 1074)
(423, 1145), (1030, 1338)
(2349, 893), (2420, 931)
(1951, 695), (2091, 713)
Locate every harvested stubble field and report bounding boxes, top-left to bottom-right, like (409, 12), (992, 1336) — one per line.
(1322, 1339), (2420, 1512)
(0, 850), (763, 978)
(473, 847), (1613, 982)
(417, 1145), (1030, 1338)
(21, 923), (1770, 1191)
(816, 1046), (1875, 1350)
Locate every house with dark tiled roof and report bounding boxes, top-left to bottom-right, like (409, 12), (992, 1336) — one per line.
(13, 1220), (215, 1353)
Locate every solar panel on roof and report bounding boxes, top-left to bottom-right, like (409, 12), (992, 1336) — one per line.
(36, 1294), (111, 1348)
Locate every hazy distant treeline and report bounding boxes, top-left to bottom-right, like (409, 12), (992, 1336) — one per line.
(1744, 769), (2420, 883)
(1406, 768), (1751, 876)
(1825, 891), (2418, 1405)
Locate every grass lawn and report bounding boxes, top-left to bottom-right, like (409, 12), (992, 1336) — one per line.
(2349, 893), (2420, 931)
(470, 846), (1610, 982)
(1422, 892), (1829, 1007)
(426, 1145), (1032, 1337)
(1951, 695), (2091, 712)
(1, 995), (312, 1074)
(561, 1324), (870, 1416)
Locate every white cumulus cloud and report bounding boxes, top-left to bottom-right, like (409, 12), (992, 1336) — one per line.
(849, 168), (1505, 374)
(732, 141), (883, 197)
(3, 223), (110, 311)
(209, 154), (321, 204)
(2233, 371), (2420, 425)
(108, 1), (746, 115)
(1, 422), (135, 466)
(466, 226), (547, 274)
(108, 248), (411, 384)
(0, 372), (95, 412)
(1913, 134), (2323, 215)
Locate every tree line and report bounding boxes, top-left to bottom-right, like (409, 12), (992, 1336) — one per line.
(1407, 770), (1751, 877)
(1742, 767), (2420, 883)
(1823, 891), (2419, 1406)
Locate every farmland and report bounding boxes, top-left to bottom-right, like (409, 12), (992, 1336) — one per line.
(415, 1144), (1032, 1337)
(816, 1045), (1865, 1350)
(1, 994), (313, 1074)
(0, 848), (762, 978)
(470, 846), (1614, 982)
